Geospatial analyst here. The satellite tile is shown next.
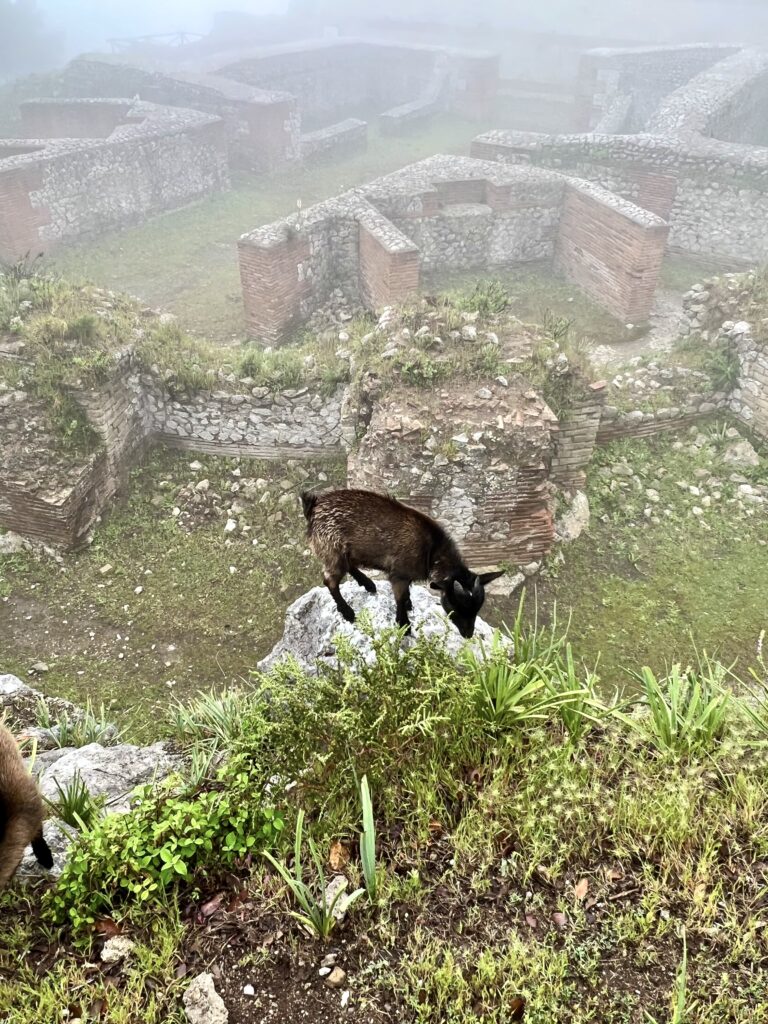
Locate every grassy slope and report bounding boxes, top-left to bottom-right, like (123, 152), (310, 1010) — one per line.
(3, 620), (768, 1024)
(524, 428), (768, 688)
(0, 451), (345, 742)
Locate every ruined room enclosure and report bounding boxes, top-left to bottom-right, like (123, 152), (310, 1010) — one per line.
(238, 154), (669, 344)
(0, 98), (230, 262)
(474, 44), (768, 266)
(31, 36), (499, 175)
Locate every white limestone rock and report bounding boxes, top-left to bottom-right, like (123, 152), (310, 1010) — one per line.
(37, 742), (178, 813)
(183, 973), (228, 1024)
(556, 492), (590, 544)
(258, 581), (506, 675)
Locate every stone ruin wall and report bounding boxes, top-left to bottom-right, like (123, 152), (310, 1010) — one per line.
(238, 155), (669, 344)
(44, 38), (498, 173)
(0, 99), (230, 262)
(473, 46), (768, 267)
(53, 57), (302, 172)
(680, 271), (768, 439)
(347, 380), (559, 566)
(0, 353), (351, 550)
(575, 44), (738, 133)
(0, 322), (744, 559)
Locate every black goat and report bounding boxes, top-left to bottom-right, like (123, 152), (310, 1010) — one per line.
(301, 488), (502, 638)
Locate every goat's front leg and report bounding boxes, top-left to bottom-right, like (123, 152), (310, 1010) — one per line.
(349, 566), (377, 594)
(390, 577), (413, 635)
(324, 571), (355, 623)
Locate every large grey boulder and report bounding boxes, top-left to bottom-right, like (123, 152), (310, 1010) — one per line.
(37, 742), (178, 813)
(723, 438), (760, 469)
(258, 581), (505, 675)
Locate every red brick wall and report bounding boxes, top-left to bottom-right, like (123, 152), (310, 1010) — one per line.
(242, 98), (297, 171)
(20, 101), (133, 139)
(238, 234), (311, 342)
(359, 224), (420, 311)
(0, 164), (51, 262)
(629, 168), (679, 220)
(553, 185), (668, 323)
(452, 54), (501, 120)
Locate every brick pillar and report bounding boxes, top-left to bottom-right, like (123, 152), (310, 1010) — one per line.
(551, 381), (607, 491)
(238, 233), (311, 343)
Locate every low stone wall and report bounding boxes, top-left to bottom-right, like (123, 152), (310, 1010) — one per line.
(151, 383), (348, 458)
(238, 154), (669, 343)
(575, 44), (737, 133)
(0, 99), (230, 260)
(680, 271), (768, 439)
(647, 49), (768, 142)
(300, 118), (367, 163)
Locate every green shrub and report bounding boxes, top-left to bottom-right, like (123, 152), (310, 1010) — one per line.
(47, 766), (285, 934)
(453, 279), (511, 316)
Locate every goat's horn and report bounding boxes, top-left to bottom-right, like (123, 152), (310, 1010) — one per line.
(472, 576), (482, 598)
(452, 579), (465, 597)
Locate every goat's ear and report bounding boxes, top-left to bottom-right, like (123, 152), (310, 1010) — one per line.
(478, 570), (504, 585)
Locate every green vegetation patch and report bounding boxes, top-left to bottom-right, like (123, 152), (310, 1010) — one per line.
(3, 608), (768, 1021)
(528, 427), (768, 687)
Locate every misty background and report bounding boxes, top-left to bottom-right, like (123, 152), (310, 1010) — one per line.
(4, 0), (768, 80)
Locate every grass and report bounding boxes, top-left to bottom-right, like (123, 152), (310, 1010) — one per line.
(47, 115), (495, 344)
(5, 616), (768, 1021)
(522, 428), (768, 688)
(0, 448), (346, 741)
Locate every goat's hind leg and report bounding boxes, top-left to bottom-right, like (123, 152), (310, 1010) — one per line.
(323, 565), (356, 624)
(349, 565), (377, 594)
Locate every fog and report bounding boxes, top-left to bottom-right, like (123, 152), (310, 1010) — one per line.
(27, 0), (768, 63)
(37, 0), (288, 58)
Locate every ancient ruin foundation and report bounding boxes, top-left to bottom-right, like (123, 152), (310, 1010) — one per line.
(0, 99), (229, 261)
(473, 45), (768, 265)
(238, 154), (669, 343)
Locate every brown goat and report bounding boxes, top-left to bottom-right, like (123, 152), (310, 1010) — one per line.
(301, 488), (502, 638)
(0, 723), (53, 889)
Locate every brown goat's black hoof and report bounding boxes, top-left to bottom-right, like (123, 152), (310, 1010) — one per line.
(363, 580), (377, 594)
(340, 606), (356, 624)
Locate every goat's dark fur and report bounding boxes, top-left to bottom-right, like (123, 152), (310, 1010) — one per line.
(0, 723), (53, 889)
(301, 488), (503, 638)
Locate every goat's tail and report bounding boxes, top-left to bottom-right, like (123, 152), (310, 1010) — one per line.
(32, 830), (53, 870)
(300, 491), (318, 523)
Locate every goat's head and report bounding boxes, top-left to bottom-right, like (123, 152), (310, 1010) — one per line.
(431, 570), (503, 638)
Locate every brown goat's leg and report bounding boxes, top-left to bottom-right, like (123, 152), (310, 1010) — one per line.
(349, 566), (377, 594)
(390, 577), (412, 635)
(324, 571), (356, 624)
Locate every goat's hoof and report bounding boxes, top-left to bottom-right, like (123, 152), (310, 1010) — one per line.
(364, 581), (377, 594)
(341, 607), (356, 624)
